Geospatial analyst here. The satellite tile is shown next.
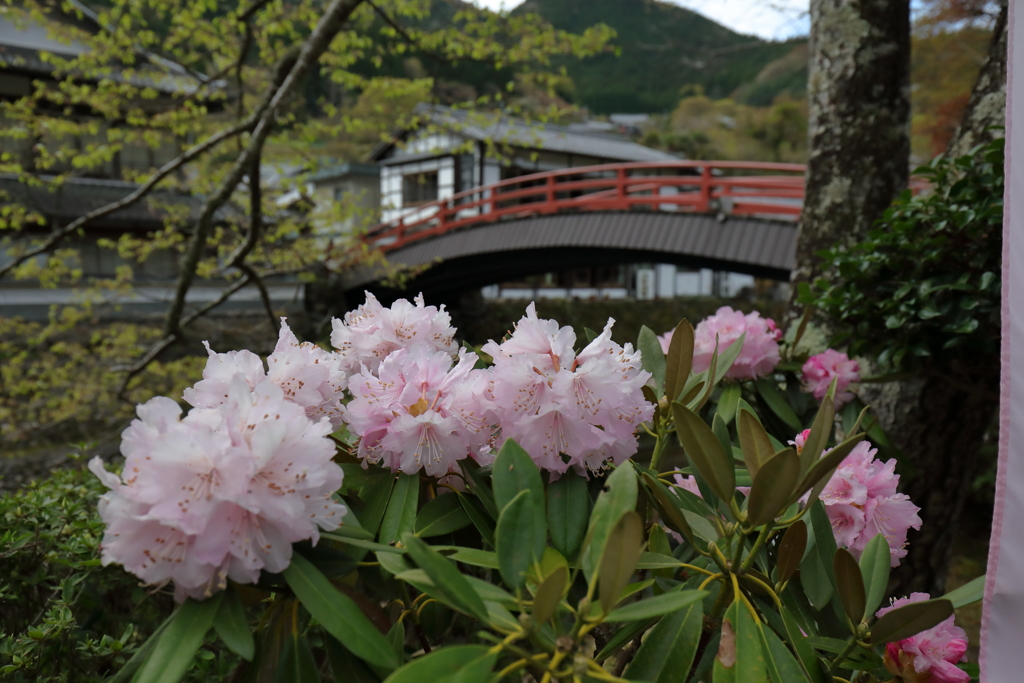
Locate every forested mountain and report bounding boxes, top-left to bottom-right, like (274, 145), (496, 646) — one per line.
(514, 0), (805, 113)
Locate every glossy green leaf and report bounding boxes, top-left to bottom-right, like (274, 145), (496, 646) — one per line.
(398, 568), (516, 613)
(492, 439), (545, 514)
(672, 403), (735, 503)
(213, 583), (254, 661)
(446, 547), (500, 569)
(759, 622), (810, 683)
(460, 461), (499, 520)
(799, 386), (836, 476)
(746, 449), (800, 527)
(325, 635), (381, 683)
(664, 318), (694, 402)
(599, 511), (644, 613)
(377, 550), (413, 576)
(738, 408), (775, 479)
(776, 521), (807, 584)
(717, 382), (742, 425)
(870, 599), (955, 645)
(380, 473), (419, 546)
(283, 553), (399, 671)
(386, 621), (405, 660)
(713, 602), (738, 683)
(799, 548), (834, 611)
(134, 594), (222, 683)
(496, 489), (542, 590)
(625, 601), (702, 683)
(340, 463), (386, 494)
(382, 645), (495, 683)
(754, 379), (802, 432)
(859, 534), (892, 619)
(940, 575), (985, 608)
(711, 333), (747, 388)
(642, 472), (696, 547)
(604, 588), (706, 622)
(358, 475), (395, 537)
(781, 608), (828, 683)
(581, 464), (638, 581)
(492, 440), (546, 557)
(458, 494), (495, 547)
(712, 413), (734, 462)
(733, 600), (767, 683)
(274, 633), (320, 683)
(833, 548), (866, 627)
(532, 565), (567, 625)
(415, 494), (471, 538)
(639, 325), (667, 396)
(402, 534), (489, 622)
(636, 551), (687, 569)
(808, 502), (840, 593)
(596, 619), (657, 662)
(694, 340), (720, 411)
(547, 469), (590, 561)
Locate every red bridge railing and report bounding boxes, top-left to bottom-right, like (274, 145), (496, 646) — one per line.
(365, 160), (808, 252)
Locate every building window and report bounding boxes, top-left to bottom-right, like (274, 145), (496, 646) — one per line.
(402, 171), (438, 207)
(333, 186), (344, 202)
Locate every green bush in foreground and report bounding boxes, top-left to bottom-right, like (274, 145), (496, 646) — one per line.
(0, 464), (238, 682)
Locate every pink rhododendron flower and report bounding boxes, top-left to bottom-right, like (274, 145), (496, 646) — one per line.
(90, 379), (345, 602)
(789, 429), (811, 454)
(344, 344), (493, 476)
(673, 474), (751, 499)
(658, 330), (673, 354)
(331, 292), (456, 375)
(801, 349), (860, 407)
(819, 441), (921, 566)
(692, 307), (781, 380)
(185, 319), (347, 426)
(482, 305), (653, 474)
(877, 593), (970, 683)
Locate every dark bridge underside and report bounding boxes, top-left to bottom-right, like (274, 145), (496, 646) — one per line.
(345, 212), (797, 303)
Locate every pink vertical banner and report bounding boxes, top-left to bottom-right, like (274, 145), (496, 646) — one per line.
(982, 3), (1022, 680)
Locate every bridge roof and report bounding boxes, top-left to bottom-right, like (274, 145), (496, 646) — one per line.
(346, 211), (796, 298)
(371, 105), (680, 164)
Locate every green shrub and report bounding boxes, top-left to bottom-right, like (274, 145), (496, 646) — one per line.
(0, 463), (237, 682)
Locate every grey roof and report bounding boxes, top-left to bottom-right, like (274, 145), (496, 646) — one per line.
(0, 2), (214, 95)
(301, 162), (380, 182)
(371, 105), (680, 164)
(0, 175), (227, 230)
(346, 211), (795, 292)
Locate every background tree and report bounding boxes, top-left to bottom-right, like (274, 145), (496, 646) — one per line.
(790, 0), (911, 292)
(0, 0), (611, 457)
(796, 0), (1008, 595)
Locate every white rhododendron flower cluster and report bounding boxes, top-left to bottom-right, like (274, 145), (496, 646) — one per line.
(331, 292), (457, 375)
(345, 345), (494, 476)
(90, 379), (344, 602)
(482, 305), (654, 473)
(90, 294), (655, 599)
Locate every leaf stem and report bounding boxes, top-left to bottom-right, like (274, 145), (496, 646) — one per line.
(826, 636), (861, 674)
(739, 524), (773, 573)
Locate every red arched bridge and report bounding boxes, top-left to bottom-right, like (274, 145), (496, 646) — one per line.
(343, 160), (808, 299)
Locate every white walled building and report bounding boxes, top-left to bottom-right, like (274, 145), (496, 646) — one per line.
(367, 105), (785, 302)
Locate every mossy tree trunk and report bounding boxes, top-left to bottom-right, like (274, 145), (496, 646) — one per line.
(791, 0), (911, 294)
(878, 3), (1008, 597)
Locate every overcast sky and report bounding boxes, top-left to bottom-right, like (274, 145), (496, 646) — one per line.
(469, 0), (810, 41)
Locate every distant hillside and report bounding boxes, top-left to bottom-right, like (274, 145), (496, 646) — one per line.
(515, 0), (806, 113)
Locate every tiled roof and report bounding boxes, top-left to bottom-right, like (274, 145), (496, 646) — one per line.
(0, 175), (226, 230)
(371, 105), (680, 164)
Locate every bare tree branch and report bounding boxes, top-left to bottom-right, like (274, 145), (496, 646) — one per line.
(112, 0), (367, 387)
(239, 262), (280, 333)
